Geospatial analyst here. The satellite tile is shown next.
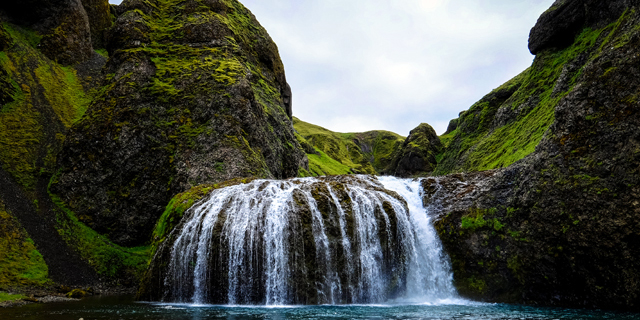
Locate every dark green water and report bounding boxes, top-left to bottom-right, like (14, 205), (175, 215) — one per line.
(1, 295), (638, 320)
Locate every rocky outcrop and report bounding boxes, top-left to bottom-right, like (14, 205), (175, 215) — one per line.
(51, 0), (308, 246)
(432, 2), (640, 311)
(0, 0), (94, 65)
(529, 0), (640, 54)
(80, 0), (113, 49)
(385, 123), (442, 177)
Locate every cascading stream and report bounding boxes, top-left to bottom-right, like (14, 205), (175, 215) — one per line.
(152, 175), (459, 305)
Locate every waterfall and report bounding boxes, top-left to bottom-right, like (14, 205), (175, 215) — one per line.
(152, 175), (458, 305)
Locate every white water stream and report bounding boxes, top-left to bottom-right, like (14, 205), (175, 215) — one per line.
(162, 176), (459, 305)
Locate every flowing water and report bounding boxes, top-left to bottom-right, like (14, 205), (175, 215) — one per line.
(3, 176), (640, 318)
(155, 176), (458, 305)
(1, 295), (638, 320)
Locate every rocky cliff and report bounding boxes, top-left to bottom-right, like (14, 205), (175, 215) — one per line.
(50, 0), (308, 246)
(1, 0), (307, 294)
(430, 0), (640, 311)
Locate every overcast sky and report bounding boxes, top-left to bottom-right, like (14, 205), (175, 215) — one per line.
(108, 0), (555, 135)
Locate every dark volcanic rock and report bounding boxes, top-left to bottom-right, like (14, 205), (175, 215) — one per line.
(51, 0), (308, 246)
(385, 123), (442, 177)
(433, 3), (640, 311)
(444, 118), (458, 134)
(0, 0), (94, 65)
(80, 0), (113, 49)
(528, 0), (640, 54)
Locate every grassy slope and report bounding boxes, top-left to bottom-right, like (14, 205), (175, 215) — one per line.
(0, 23), (89, 191)
(435, 19), (620, 175)
(293, 117), (404, 176)
(0, 21), (150, 285)
(0, 200), (49, 288)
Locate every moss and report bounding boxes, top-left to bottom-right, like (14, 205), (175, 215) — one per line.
(294, 117), (405, 175)
(95, 49), (109, 58)
(48, 175), (150, 280)
(0, 201), (50, 288)
(460, 208), (498, 231)
(0, 22), (91, 190)
(0, 292), (27, 302)
(436, 17), (628, 175)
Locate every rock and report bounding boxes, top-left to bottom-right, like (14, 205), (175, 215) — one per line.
(444, 118), (458, 134)
(80, 0), (113, 49)
(384, 123), (442, 177)
(51, 0), (308, 246)
(65, 289), (86, 299)
(0, 0), (94, 65)
(432, 2), (640, 311)
(528, 0), (639, 54)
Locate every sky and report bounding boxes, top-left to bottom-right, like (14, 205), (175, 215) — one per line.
(108, 0), (555, 135)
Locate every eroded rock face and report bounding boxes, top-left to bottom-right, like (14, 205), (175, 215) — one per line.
(51, 0), (308, 246)
(528, 0), (640, 54)
(0, 0), (94, 65)
(80, 0), (113, 49)
(433, 3), (640, 311)
(385, 123), (442, 177)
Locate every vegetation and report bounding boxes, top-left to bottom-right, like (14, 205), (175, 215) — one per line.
(0, 292), (27, 303)
(0, 22), (91, 191)
(47, 176), (150, 281)
(434, 14), (630, 175)
(0, 201), (50, 288)
(293, 117), (405, 176)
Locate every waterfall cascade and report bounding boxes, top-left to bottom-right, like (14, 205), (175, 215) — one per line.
(145, 175), (458, 305)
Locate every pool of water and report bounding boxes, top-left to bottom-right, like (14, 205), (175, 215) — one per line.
(1, 295), (638, 320)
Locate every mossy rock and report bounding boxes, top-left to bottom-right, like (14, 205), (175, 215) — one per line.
(0, 200), (50, 288)
(52, 0), (307, 246)
(384, 123), (442, 177)
(432, 4), (640, 310)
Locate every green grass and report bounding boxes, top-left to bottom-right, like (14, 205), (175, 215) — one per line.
(48, 175), (150, 280)
(0, 202), (50, 287)
(0, 292), (27, 303)
(294, 117), (405, 175)
(307, 147), (354, 176)
(435, 14), (631, 175)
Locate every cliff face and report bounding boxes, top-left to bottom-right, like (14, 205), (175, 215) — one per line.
(50, 0), (308, 246)
(0, 0), (95, 65)
(432, 1), (640, 310)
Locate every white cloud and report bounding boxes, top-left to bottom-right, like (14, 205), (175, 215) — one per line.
(241, 0), (555, 135)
